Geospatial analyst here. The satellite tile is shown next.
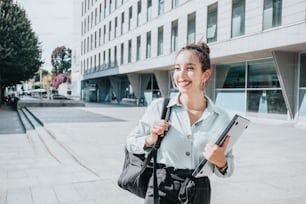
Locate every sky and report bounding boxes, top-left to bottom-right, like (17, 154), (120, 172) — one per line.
(15, 0), (77, 72)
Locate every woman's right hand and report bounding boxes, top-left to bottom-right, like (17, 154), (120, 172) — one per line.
(144, 120), (170, 149)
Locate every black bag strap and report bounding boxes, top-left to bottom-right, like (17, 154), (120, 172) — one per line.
(141, 98), (171, 204)
(153, 98), (171, 204)
(141, 98), (171, 166)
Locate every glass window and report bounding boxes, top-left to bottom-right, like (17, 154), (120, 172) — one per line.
(147, 0), (152, 21)
(216, 90), (246, 112)
(300, 53), (306, 87)
(157, 26), (163, 56)
(263, 0), (282, 30)
(299, 89), (306, 117)
(114, 17), (118, 38)
(103, 25), (106, 43)
(171, 20), (178, 53)
(108, 48), (111, 67)
(137, 1), (141, 26)
(98, 53), (101, 68)
(87, 36), (89, 52)
(172, 0), (179, 8)
(247, 90), (287, 114)
(99, 3), (102, 22)
(114, 46), (117, 65)
(104, 0), (107, 18)
(108, 21), (111, 41)
(95, 8), (97, 25)
(99, 28), (101, 46)
(158, 0), (164, 16)
(207, 3), (218, 43)
(299, 53), (306, 117)
(94, 31), (97, 48)
(82, 1), (84, 16)
(231, 0), (245, 37)
(187, 12), (196, 44)
(121, 12), (124, 35)
(94, 55), (97, 70)
(247, 59), (280, 88)
(128, 39), (132, 63)
(91, 12), (93, 28)
(146, 31), (151, 59)
(216, 63), (246, 88)
(120, 43), (124, 64)
(128, 6), (132, 31)
(136, 35), (141, 61)
(90, 34), (93, 50)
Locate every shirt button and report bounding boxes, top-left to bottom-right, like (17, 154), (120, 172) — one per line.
(187, 134), (192, 139)
(185, 152), (191, 156)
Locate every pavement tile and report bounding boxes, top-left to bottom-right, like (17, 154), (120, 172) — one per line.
(74, 181), (103, 200)
(7, 188), (32, 204)
(31, 186), (58, 204)
(7, 176), (40, 189)
(53, 184), (82, 203)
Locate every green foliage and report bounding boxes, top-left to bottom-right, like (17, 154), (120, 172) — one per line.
(51, 46), (72, 75)
(0, 0), (43, 88)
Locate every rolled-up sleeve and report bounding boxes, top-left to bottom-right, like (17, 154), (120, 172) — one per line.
(214, 149), (235, 177)
(126, 99), (163, 154)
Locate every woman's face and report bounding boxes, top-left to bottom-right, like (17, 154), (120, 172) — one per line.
(173, 50), (210, 94)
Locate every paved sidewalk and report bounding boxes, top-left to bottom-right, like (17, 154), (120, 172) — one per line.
(1, 103), (306, 204)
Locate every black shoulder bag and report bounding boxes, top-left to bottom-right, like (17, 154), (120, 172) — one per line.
(117, 98), (171, 203)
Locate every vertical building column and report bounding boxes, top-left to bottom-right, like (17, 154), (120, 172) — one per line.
(273, 51), (299, 120)
(127, 73), (141, 99)
(110, 77), (121, 101)
(96, 78), (110, 102)
(154, 70), (169, 97)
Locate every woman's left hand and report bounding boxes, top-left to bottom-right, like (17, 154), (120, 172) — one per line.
(203, 136), (230, 168)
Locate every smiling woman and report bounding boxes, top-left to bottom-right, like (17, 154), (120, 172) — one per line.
(125, 42), (235, 204)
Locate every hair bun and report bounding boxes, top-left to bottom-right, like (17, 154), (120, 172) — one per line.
(197, 42), (210, 55)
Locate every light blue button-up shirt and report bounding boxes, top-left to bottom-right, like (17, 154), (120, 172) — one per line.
(126, 93), (234, 177)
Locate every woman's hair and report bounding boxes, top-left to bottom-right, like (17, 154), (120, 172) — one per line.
(177, 42), (211, 72)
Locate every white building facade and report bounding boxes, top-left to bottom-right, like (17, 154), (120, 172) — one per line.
(78, 0), (306, 122)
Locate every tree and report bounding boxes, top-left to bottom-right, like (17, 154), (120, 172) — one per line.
(51, 46), (71, 75)
(0, 0), (42, 101)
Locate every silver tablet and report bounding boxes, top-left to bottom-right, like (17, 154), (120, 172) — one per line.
(192, 114), (250, 178)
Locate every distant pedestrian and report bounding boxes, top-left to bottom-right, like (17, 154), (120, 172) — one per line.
(126, 42), (234, 204)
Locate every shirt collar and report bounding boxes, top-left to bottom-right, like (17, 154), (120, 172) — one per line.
(167, 93), (221, 115)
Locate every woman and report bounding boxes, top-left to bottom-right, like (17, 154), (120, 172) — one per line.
(126, 42), (234, 204)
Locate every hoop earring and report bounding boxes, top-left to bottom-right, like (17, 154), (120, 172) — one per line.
(201, 80), (206, 90)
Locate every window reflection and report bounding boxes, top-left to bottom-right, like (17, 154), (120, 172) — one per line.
(215, 59), (287, 117)
(247, 90), (287, 114)
(299, 53), (306, 117)
(216, 64), (245, 88)
(232, 0), (245, 37)
(207, 3), (218, 43)
(216, 90), (245, 111)
(263, 0), (282, 30)
(299, 89), (306, 117)
(300, 53), (306, 87)
(247, 60), (280, 88)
